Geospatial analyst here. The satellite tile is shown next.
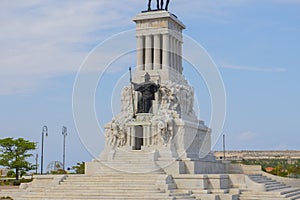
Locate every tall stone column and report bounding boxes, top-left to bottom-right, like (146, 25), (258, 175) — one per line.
(179, 41), (183, 74)
(133, 11), (186, 82)
(143, 126), (151, 146)
(145, 35), (153, 70)
(169, 36), (174, 70)
(171, 37), (177, 71)
(136, 36), (144, 71)
(131, 127), (135, 148)
(127, 126), (132, 147)
(153, 34), (161, 70)
(162, 34), (170, 70)
(175, 40), (180, 72)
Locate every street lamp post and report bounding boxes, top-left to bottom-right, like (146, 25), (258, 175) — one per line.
(41, 125), (48, 174)
(35, 153), (38, 174)
(223, 133), (226, 161)
(62, 126), (67, 171)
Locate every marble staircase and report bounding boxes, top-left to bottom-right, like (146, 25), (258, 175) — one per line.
(0, 173), (197, 200)
(97, 150), (165, 174)
(248, 174), (291, 191)
(239, 174), (300, 200)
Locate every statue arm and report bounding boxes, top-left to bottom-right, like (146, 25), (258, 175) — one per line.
(131, 82), (143, 91)
(131, 82), (139, 89)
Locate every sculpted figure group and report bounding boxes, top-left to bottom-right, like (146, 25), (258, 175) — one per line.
(148, 0), (170, 11)
(107, 67), (197, 149)
(160, 86), (180, 113)
(107, 119), (126, 147)
(152, 117), (174, 146)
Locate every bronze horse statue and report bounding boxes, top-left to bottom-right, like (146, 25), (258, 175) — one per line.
(148, 0), (170, 11)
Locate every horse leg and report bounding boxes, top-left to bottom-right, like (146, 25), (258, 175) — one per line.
(160, 0), (164, 10)
(148, 0), (152, 10)
(165, 0), (170, 10)
(156, 0), (160, 10)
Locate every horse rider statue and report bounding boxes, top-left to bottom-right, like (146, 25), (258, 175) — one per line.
(148, 0), (170, 11)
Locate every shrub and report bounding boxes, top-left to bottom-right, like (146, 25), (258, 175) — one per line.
(12, 180), (20, 186)
(6, 171), (15, 178)
(0, 196), (13, 199)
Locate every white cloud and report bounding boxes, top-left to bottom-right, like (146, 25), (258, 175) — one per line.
(220, 64), (287, 73)
(0, 0), (294, 95)
(238, 131), (257, 141)
(0, 1), (141, 95)
(171, 1), (251, 22)
(275, 144), (288, 150)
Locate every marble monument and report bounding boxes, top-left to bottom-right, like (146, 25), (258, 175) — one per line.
(86, 10), (225, 175)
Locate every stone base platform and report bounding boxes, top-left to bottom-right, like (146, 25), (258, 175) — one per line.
(2, 165), (300, 200)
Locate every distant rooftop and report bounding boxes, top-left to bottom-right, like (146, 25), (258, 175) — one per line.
(214, 150), (300, 161)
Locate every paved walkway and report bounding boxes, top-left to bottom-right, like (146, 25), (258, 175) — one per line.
(0, 186), (18, 191)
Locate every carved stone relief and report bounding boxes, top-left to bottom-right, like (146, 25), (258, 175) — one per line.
(105, 119), (127, 147)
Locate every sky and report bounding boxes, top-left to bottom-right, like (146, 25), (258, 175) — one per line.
(0, 0), (299, 172)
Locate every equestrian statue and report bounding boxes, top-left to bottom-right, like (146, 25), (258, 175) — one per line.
(148, 0), (170, 11)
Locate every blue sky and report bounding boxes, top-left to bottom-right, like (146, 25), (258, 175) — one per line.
(0, 1), (299, 171)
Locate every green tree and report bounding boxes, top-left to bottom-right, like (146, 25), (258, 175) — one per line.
(72, 162), (85, 174)
(6, 170), (16, 178)
(0, 138), (36, 180)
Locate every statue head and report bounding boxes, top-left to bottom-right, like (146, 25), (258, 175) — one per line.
(144, 72), (150, 82)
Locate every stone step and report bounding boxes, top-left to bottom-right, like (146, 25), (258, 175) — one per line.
(239, 194), (285, 200)
(62, 179), (159, 182)
(60, 182), (157, 187)
(50, 186), (159, 190)
(62, 178), (159, 182)
(239, 197), (285, 200)
(23, 190), (164, 196)
(22, 193), (175, 198)
(72, 172), (162, 176)
(97, 167), (164, 173)
(170, 195), (195, 199)
(61, 178), (157, 184)
(100, 159), (159, 162)
(64, 176), (161, 180)
(240, 186), (300, 200)
(102, 160), (160, 163)
(19, 198), (178, 200)
(281, 188), (300, 198)
(110, 156), (157, 161)
(89, 167), (165, 174)
(267, 185), (291, 191)
(254, 179), (276, 183)
(265, 181), (284, 186)
(247, 174), (292, 193)
(194, 193), (238, 200)
(291, 194), (300, 200)
(250, 178), (273, 182)
(250, 176), (271, 180)
(68, 174), (162, 177)
(19, 196), (176, 200)
(168, 190), (195, 199)
(241, 191), (283, 197)
(22, 190), (168, 195)
(21, 197), (178, 200)
(265, 182), (286, 187)
(248, 174), (263, 177)
(101, 163), (162, 169)
(8, 183), (157, 189)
